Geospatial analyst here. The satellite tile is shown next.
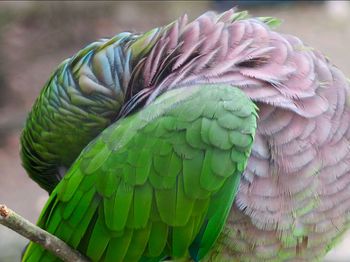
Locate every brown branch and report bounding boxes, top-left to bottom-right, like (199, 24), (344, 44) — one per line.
(0, 204), (90, 262)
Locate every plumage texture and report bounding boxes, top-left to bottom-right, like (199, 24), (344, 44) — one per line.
(20, 30), (164, 192)
(22, 84), (257, 261)
(21, 8), (350, 262)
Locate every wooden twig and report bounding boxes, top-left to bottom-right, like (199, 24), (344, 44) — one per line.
(0, 204), (90, 262)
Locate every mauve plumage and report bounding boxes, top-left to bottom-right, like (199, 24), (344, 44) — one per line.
(133, 9), (350, 261)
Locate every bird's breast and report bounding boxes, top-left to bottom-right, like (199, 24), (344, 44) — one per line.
(208, 100), (350, 261)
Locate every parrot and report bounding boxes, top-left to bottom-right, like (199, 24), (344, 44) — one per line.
(20, 8), (350, 262)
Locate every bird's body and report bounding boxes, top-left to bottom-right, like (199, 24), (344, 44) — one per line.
(21, 9), (350, 262)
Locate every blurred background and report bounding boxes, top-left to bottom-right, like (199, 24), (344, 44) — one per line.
(0, 1), (349, 261)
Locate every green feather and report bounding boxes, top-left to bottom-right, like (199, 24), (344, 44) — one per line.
(191, 175), (241, 260)
(68, 186), (96, 227)
(208, 120), (231, 150)
(186, 119), (207, 149)
(149, 165), (177, 189)
(155, 187), (177, 225)
(167, 152), (182, 178)
(153, 153), (172, 175)
(59, 168), (84, 202)
(130, 182), (153, 228)
(69, 196), (100, 247)
(148, 222), (168, 256)
(130, 27), (162, 59)
(123, 225), (152, 261)
(210, 149), (236, 177)
(199, 150), (227, 192)
(200, 118), (212, 145)
(123, 164), (137, 185)
(229, 131), (254, 148)
(84, 145), (111, 174)
(135, 149), (153, 184)
(111, 181), (134, 231)
(104, 230), (133, 262)
(172, 216), (196, 258)
(96, 171), (120, 197)
(257, 16), (282, 29)
(62, 189), (84, 220)
(175, 174), (195, 225)
(183, 152), (211, 199)
(46, 205), (63, 234)
(86, 216), (110, 261)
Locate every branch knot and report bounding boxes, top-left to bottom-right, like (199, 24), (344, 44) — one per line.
(0, 204), (10, 218)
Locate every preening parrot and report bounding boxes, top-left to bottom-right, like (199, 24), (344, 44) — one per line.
(20, 9), (350, 262)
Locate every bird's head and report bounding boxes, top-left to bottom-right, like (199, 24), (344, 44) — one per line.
(20, 29), (162, 193)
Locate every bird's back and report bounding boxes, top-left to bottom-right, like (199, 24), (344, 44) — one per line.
(137, 9), (350, 261)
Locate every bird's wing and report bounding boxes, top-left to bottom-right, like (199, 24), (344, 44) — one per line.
(22, 84), (257, 262)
